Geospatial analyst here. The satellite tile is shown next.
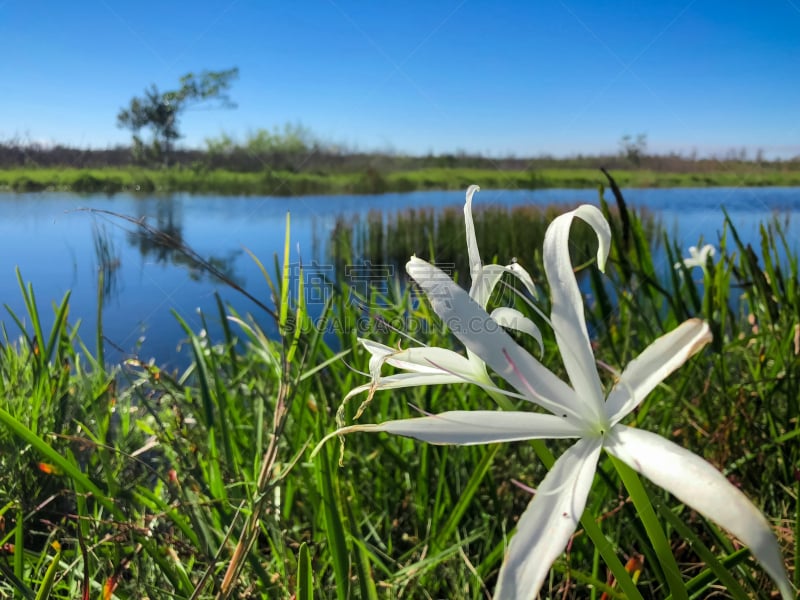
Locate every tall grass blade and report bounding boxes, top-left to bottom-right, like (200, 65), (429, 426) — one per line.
(609, 456), (688, 600)
(297, 542), (313, 600)
(315, 445), (350, 600)
(280, 213), (291, 334)
(655, 499), (750, 598)
(343, 485), (379, 600)
(432, 444), (500, 552)
(33, 542), (61, 600)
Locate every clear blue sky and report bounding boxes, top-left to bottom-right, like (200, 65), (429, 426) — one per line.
(2, 0), (799, 158)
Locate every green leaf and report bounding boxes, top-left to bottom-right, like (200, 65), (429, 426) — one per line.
(34, 542), (62, 600)
(610, 455), (688, 600)
(315, 445), (350, 600)
(297, 542), (313, 600)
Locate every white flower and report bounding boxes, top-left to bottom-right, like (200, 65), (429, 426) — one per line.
(675, 243), (716, 271)
(339, 185), (540, 422)
(320, 205), (793, 599)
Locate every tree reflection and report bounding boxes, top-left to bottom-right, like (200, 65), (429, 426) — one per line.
(82, 203), (277, 319)
(125, 200), (243, 285)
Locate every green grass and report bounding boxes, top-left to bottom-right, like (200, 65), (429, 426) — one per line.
(0, 177), (797, 598)
(2, 165), (800, 196)
(326, 201), (658, 284)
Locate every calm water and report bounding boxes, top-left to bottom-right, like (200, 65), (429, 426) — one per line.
(1, 187), (798, 367)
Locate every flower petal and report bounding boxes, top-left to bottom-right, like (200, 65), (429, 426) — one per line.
(605, 425), (793, 600)
(337, 371), (475, 428)
(384, 344), (483, 377)
(494, 438), (602, 600)
(358, 339), (405, 381)
(676, 244), (717, 270)
(472, 263), (505, 307)
(605, 319), (712, 424)
(407, 257), (583, 421)
(490, 307), (544, 356)
(359, 410), (584, 445)
(358, 338), (398, 360)
(343, 372), (471, 403)
(474, 263), (538, 309)
(507, 261), (538, 299)
(464, 184), (483, 290)
(543, 205), (611, 423)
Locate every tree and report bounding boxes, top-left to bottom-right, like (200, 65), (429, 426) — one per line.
(117, 67), (238, 165)
(619, 133), (648, 166)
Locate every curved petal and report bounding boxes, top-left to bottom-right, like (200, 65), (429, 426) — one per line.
(345, 366), (535, 408)
(606, 425), (793, 600)
(543, 205), (611, 423)
(677, 244), (717, 270)
(462, 184), (539, 306)
(490, 307), (544, 356)
(700, 244), (716, 260)
(343, 372), (472, 403)
(507, 261), (538, 299)
(388, 345), (482, 377)
(358, 338), (399, 361)
(354, 410), (585, 445)
(495, 438), (602, 600)
(337, 371), (476, 427)
(407, 257), (584, 422)
(464, 185), (483, 292)
(474, 263), (537, 309)
(472, 263), (505, 307)
(358, 339), (407, 380)
(690, 244), (715, 263)
(359, 339), (487, 382)
(605, 319), (712, 424)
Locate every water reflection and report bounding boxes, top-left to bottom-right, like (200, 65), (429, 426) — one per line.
(124, 200), (243, 286)
(92, 222), (121, 300)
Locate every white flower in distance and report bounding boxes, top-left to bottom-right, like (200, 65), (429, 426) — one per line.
(675, 243), (716, 271)
(339, 185), (540, 422)
(320, 205), (792, 599)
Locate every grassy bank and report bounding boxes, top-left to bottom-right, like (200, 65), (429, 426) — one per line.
(0, 179), (798, 598)
(3, 165), (800, 196)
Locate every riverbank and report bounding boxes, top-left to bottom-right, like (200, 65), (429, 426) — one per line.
(3, 165), (800, 195)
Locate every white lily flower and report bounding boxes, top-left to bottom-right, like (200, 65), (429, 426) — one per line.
(339, 185), (541, 422)
(675, 243), (716, 271)
(322, 205), (793, 599)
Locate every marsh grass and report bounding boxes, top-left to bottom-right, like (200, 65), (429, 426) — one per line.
(3, 165), (800, 196)
(0, 176), (797, 598)
(328, 202), (658, 287)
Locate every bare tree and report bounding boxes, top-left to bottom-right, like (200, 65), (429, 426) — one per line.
(619, 133), (648, 166)
(117, 68), (239, 165)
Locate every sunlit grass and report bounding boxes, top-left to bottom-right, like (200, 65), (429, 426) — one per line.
(2, 165), (800, 196)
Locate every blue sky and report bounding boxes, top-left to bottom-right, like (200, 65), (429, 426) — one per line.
(2, 1), (799, 158)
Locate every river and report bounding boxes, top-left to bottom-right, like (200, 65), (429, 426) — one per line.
(1, 186), (797, 367)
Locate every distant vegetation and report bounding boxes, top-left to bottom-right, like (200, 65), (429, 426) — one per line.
(1, 130), (799, 195)
(2, 165), (800, 196)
